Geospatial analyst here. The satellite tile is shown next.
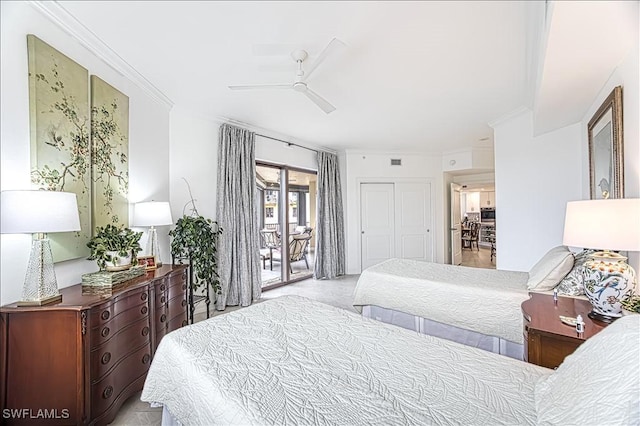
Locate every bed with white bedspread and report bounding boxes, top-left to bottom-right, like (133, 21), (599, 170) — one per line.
(141, 295), (639, 425)
(352, 246), (576, 359)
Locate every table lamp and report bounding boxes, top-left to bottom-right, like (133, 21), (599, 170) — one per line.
(132, 201), (173, 266)
(0, 190), (81, 306)
(563, 198), (640, 322)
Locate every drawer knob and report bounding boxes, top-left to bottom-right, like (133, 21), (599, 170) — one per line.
(141, 306), (148, 315)
(101, 352), (112, 365)
(101, 327), (110, 338)
(141, 293), (148, 301)
(101, 310), (110, 321)
(142, 326), (149, 336)
(102, 386), (113, 399)
(181, 299), (187, 307)
(161, 296), (166, 304)
(160, 314), (166, 323)
(142, 354), (150, 365)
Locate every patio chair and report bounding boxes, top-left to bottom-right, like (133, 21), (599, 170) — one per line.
(260, 229), (281, 270)
(272, 232), (312, 273)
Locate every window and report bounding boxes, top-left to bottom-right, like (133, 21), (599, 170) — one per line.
(265, 207), (274, 218)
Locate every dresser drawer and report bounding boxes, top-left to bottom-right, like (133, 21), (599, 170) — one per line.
(155, 281), (169, 306)
(167, 314), (188, 334)
(91, 316), (151, 380)
(91, 343), (151, 417)
(91, 286), (149, 327)
(91, 302), (150, 348)
(167, 293), (187, 315)
(167, 272), (187, 300)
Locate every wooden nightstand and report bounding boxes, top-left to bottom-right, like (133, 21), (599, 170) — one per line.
(521, 292), (607, 369)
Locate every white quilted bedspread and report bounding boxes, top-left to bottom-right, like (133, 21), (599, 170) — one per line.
(352, 259), (530, 344)
(141, 296), (549, 425)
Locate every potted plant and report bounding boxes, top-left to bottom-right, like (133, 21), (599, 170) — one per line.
(169, 181), (223, 293)
(170, 214), (222, 293)
(87, 224), (143, 271)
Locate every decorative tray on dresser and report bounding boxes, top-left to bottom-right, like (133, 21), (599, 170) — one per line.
(0, 264), (188, 425)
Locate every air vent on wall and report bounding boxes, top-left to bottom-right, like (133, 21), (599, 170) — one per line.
(390, 159), (402, 166)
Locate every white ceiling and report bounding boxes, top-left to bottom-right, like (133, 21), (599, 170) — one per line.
(53, 1), (636, 154)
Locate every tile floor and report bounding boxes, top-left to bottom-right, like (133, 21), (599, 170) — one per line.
(109, 252), (495, 425)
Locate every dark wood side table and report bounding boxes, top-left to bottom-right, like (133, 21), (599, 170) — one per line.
(521, 292), (608, 369)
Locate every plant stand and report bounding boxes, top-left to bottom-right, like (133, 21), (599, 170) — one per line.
(174, 255), (211, 324)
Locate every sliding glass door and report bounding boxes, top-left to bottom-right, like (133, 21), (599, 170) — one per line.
(256, 162), (316, 290)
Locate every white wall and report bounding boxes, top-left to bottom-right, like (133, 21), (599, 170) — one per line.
(255, 136), (317, 171)
(580, 26), (639, 273)
(168, 108), (319, 227)
(344, 151), (444, 274)
(493, 111), (582, 271)
(494, 9), (639, 274)
(0, 2), (171, 304)
(169, 107), (220, 224)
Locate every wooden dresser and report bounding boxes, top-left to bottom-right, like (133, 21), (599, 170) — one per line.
(0, 264), (188, 425)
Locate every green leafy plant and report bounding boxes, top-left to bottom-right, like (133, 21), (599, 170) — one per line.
(621, 295), (640, 313)
(87, 224), (142, 270)
(169, 180), (223, 293)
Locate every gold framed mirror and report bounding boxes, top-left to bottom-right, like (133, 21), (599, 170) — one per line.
(588, 86), (623, 199)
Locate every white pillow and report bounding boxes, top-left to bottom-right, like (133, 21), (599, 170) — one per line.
(527, 246), (574, 291)
(534, 314), (640, 425)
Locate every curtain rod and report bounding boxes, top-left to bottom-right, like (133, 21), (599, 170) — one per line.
(255, 133), (318, 153)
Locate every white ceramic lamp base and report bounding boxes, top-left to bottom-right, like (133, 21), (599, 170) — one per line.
(583, 251), (637, 323)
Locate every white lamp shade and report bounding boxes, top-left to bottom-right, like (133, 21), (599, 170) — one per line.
(563, 198), (640, 251)
(132, 201), (173, 227)
(1, 190), (81, 234)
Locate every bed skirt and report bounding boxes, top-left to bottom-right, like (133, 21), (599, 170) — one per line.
(362, 305), (524, 360)
(161, 406), (181, 426)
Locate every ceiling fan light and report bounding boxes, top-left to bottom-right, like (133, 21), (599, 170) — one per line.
(293, 82), (307, 92)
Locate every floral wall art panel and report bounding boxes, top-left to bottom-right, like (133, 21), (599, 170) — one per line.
(27, 34), (91, 262)
(90, 75), (130, 230)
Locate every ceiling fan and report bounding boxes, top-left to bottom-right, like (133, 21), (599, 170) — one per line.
(228, 38), (345, 114)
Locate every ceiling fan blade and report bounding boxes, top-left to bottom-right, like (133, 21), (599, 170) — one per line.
(303, 88), (336, 114)
(228, 84), (292, 90)
(303, 38), (346, 81)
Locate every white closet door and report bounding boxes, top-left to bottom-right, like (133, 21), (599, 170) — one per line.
(395, 182), (432, 262)
(360, 183), (395, 270)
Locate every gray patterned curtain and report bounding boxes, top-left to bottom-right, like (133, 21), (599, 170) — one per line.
(314, 151), (346, 279)
(215, 124), (261, 309)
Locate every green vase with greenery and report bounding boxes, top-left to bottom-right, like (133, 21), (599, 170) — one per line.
(87, 224), (143, 271)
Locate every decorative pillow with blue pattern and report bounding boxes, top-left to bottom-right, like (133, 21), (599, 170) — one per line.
(555, 249), (596, 296)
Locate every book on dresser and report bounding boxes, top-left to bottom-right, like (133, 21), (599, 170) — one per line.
(0, 264), (188, 426)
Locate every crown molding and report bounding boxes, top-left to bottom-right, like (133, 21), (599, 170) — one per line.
(488, 106), (530, 128)
(29, 1), (174, 109)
